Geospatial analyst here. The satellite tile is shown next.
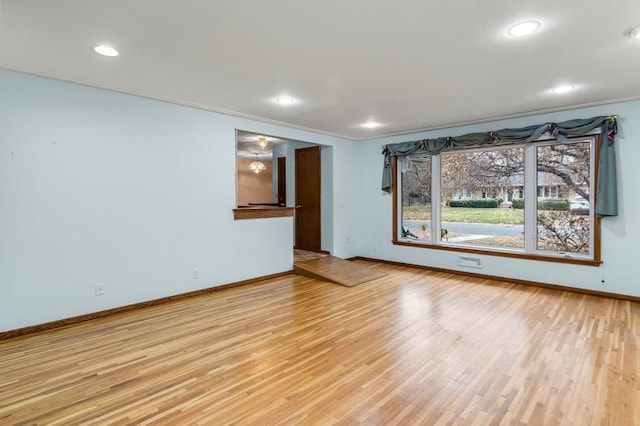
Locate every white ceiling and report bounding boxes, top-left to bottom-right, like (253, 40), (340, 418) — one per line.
(1, 0), (639, 140)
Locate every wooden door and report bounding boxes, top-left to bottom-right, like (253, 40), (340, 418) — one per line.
(295, 146), (321, 251)
(277, 157), (286, 207)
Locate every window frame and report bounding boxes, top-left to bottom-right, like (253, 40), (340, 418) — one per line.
(392, 134), (602, 266)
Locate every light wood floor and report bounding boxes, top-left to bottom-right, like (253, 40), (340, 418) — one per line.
(294, 256), (387, 287)
(1, 261), (639, 425)
(293, 249), (329, 262)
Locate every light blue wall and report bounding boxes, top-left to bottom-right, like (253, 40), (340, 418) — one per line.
(321, 146), (334, 253)
(0, 69), (358, 331)
(355, 101), (639, 297)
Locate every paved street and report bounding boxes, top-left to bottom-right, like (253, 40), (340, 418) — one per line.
(404, 220), (524, 237)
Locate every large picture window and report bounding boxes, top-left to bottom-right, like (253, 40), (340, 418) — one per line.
(396, 135), (599, 264)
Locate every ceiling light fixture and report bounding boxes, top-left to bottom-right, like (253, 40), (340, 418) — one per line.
(275, 96), (295, 105)
(551, 85), (576, 94)
(361, 121), (382, 129)
(624, 25), (640, 39)
(94, 45), (119, 57)
(507, 21), (541, 37)
(257, 137), (268, 150)
(249, 154), (267, 174)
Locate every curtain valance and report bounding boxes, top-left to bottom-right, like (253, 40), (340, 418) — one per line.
(381, 115), (618, 216)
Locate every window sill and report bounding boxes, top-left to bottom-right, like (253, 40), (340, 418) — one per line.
(233, 206), (295, 220)
(392, 239), (602, 266)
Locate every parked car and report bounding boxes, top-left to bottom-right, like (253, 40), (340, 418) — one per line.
(569, 196), (590, 215)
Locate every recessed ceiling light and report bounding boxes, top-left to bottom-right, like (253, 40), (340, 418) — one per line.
(551, 85), (576, 94)
(94, 45), (119, 57)
(275, 96), (295, 105)
(361, 121), (382, 129)
(624, 25), (640, 39)
(507, 21), (541, 37)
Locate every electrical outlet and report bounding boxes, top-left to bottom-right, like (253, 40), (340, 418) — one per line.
(193, 268), (200, 279)
(95, 283), (104, 296)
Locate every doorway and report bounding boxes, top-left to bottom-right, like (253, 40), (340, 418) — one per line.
(295, 146), (322, 252)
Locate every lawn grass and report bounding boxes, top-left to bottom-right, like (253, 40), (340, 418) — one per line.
(403, 205), (524, 225)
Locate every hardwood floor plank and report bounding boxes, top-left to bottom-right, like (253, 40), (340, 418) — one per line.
(294, 255), (387, 287)
(1, 262), (639, 425)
